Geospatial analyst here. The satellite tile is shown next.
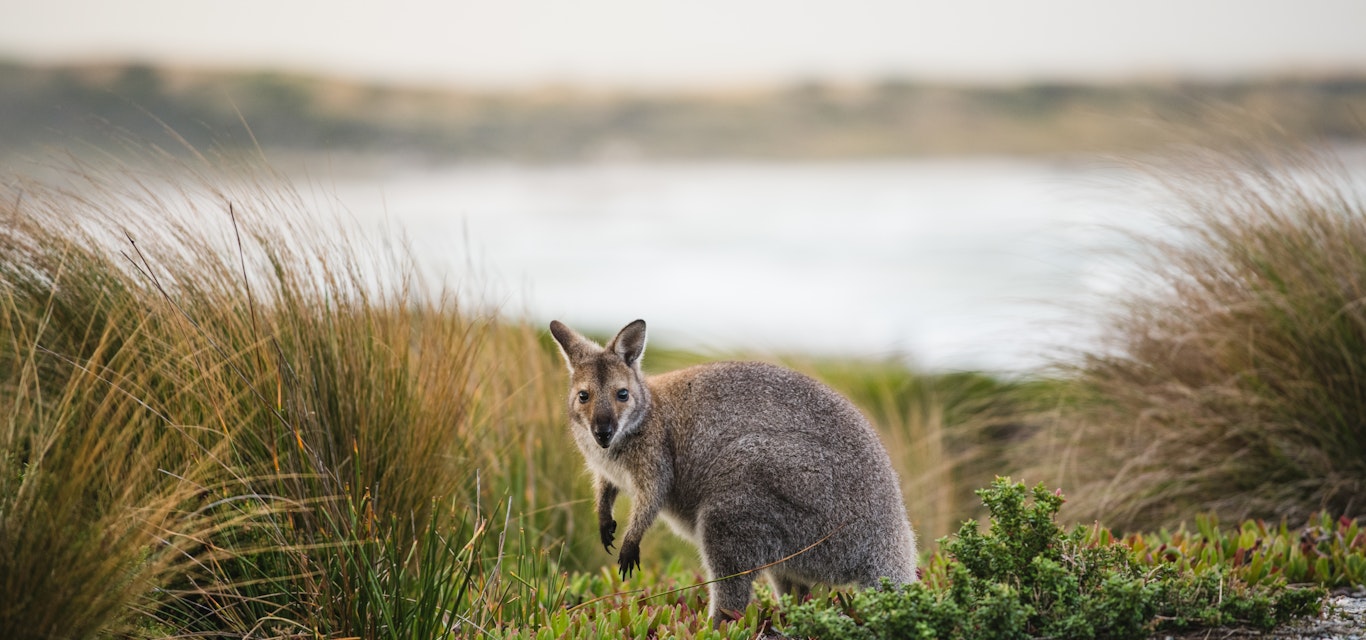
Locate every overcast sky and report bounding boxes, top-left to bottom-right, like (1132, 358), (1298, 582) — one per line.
(4, 0), (1366, 88)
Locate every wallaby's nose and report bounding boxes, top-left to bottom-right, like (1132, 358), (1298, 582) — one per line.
(592, 425), (614, 448)
(592, 408), (615, 448)
(592, 420), (614, 447)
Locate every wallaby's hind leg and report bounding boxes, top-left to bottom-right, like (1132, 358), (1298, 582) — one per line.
(700, 513), (774, 625)
(706, 572), (756, 626)
(767, 572), (811, 602)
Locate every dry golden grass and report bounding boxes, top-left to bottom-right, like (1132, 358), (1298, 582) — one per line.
(1021, 142), (1366, 531)
(0, 145), (589, 636)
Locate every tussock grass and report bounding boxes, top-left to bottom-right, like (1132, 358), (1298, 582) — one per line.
(1025, 143), (1366, 531)
(0, 147), (579, 637)
(0, 287), (218, 639)
(0, 167), (230, 639)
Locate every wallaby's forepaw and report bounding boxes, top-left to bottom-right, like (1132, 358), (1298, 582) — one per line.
(618, 541), (640, 579)
(600, 519), (617, 553)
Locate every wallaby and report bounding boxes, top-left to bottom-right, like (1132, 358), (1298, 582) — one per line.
(549, 319), (918, 624)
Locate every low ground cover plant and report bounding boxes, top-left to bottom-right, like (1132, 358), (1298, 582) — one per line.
(1123, 512), (1366, 589)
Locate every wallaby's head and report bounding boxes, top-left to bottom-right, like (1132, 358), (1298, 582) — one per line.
(549, 319), (651, 449)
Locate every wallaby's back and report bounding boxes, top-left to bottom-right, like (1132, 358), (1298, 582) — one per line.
(650, 361), (917, 588)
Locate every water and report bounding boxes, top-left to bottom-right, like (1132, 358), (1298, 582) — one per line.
(313, 157), (1191, 372)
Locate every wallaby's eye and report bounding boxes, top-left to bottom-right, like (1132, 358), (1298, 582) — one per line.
(577, 391), (590, 404)
(616, 388), (629, 402)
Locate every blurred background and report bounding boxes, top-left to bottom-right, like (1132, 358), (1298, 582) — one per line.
(3, 0), (1366, 369)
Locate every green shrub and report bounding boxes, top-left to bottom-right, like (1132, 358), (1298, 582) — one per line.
(781, 478), (1324, 640)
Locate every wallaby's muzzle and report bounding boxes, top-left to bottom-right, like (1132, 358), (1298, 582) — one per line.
(592, 423), (614, 448)
(592, 405), (616, 447)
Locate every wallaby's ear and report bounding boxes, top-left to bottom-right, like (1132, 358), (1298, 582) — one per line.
(549, 320), (599, 370)
(607, 319), (648, 368)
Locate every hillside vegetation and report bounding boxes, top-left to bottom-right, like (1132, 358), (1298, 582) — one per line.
(2, 60), (1365, 161)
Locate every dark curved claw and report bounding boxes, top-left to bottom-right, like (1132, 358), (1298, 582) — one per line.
(618, 540), (641, 579)
(600, 519), (617, 553)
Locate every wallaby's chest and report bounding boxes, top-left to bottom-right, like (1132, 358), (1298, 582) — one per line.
(575, 434), (639, 494)
(579, 438), (700, 540)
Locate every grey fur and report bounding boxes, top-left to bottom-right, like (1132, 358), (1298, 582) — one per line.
(549, 319), (918, 624)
